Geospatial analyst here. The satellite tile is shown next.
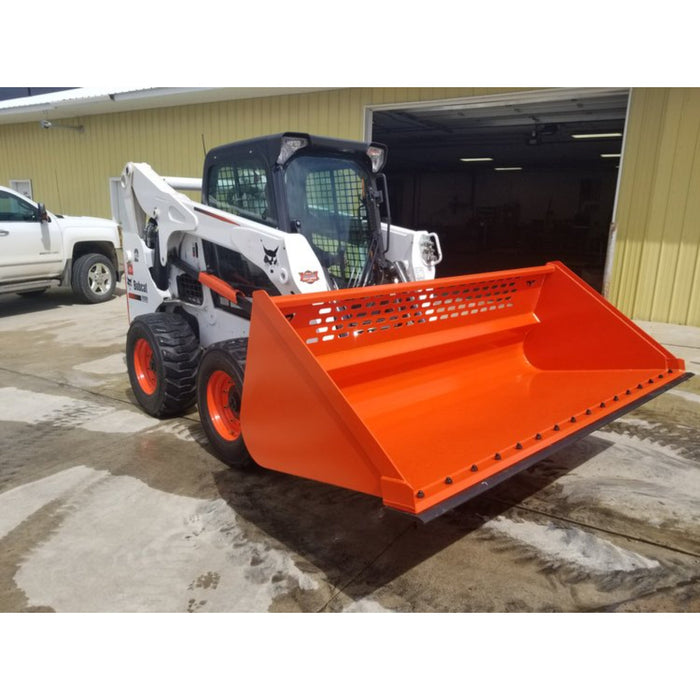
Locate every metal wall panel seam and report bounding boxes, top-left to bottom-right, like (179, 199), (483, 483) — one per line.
(643, 90), (685, 320)
(660, 90), (700, 322)
(622, 89), (667, 318)
(669, 91), (700, 325)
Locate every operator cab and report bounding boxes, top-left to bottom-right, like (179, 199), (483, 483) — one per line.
(203, 132), (392, 289)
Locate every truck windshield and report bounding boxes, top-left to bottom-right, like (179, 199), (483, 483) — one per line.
(284, 155), (374, 288)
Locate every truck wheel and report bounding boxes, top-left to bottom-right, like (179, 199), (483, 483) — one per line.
(72, 253), (116, 303)
(126, 312), (201, 418)
(197, 340), (253, 468)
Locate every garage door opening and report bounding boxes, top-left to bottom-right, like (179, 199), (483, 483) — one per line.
(370, 90), (629, 291)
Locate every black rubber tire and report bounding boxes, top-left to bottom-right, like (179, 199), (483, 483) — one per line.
(126, 312), (201, 418)
(197, 339), (253, 468)
(72, 253), (116, 303)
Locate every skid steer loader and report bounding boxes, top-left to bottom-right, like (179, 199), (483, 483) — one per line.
(119, 132), (691, 522)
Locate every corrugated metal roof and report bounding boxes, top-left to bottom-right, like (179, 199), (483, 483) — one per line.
(0, 87), (332, 125)
(0, 87), (159, 110)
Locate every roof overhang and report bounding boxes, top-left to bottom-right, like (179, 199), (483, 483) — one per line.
(0, 87), (334, 126)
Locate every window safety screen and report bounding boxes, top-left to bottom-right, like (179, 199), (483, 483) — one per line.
(285, 155), (372, 288)
(207, 158), (275, 224)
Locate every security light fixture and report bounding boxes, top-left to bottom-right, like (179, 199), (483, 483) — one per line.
(459, 157), (493, 162)
(494, 167), (523, 171)
(40, 120), (84, 133)
(600, 153), (621, 158)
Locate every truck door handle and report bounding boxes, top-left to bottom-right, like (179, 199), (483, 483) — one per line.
(0, 230), (9, 236)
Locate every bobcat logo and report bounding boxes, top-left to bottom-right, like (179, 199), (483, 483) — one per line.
(299, 270), (319, 284)
(263, 245), (279, 267)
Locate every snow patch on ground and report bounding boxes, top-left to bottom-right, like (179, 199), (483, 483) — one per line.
(484, 516), (660, 573)
(7, 466), (318, 612)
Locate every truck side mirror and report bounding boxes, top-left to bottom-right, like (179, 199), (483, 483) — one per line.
(37, 203), (50, 223)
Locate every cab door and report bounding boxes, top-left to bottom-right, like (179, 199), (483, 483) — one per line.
(0, 190), (63, 281)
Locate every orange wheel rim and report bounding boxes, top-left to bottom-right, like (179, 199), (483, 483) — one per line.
(207, 370), (241, 441)
(133, 338), (157, 395)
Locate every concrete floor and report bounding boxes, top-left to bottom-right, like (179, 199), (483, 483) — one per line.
(0, 283), (698, 612)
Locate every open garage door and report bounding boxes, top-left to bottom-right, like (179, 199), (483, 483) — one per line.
(370, 89), (629, 291)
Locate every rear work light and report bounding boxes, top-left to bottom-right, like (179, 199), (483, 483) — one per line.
(366, 145), (386, 173)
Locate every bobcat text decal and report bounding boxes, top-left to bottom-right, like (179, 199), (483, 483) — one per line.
(127, 274), (149, 303)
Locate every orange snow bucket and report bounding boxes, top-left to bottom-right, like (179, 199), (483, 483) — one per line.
(241, 261), (690, 521)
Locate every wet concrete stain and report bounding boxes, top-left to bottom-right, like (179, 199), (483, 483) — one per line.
(1, 288), (699, 612)
(601, 578), (700, 612)
(0, 498), (69, 612)
(5, 467), (326, 612)
(188, 572), (221, 591)
(2, 385), (698, 612)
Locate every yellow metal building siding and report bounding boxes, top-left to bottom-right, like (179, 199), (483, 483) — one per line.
(0, 87), (527, 220)
(3, 86), (700, 325)
(610, 87), (700, 326)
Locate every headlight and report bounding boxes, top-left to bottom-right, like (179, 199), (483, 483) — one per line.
(366, 144), (386, 173)
(277, 135), (309, 164)
(420, 233), (442, 265)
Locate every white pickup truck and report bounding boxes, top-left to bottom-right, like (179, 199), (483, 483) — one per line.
(0, 185), (122, 303)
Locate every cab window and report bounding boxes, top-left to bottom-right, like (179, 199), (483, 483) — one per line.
(207, 157), (275, 225)
(0, 191), (38, 222)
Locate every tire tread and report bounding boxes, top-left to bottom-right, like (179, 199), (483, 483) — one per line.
(127, 312), (201, 417)
(196, 338), (252, 468)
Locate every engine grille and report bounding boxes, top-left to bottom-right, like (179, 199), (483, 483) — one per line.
(176, 274), (203, 305)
